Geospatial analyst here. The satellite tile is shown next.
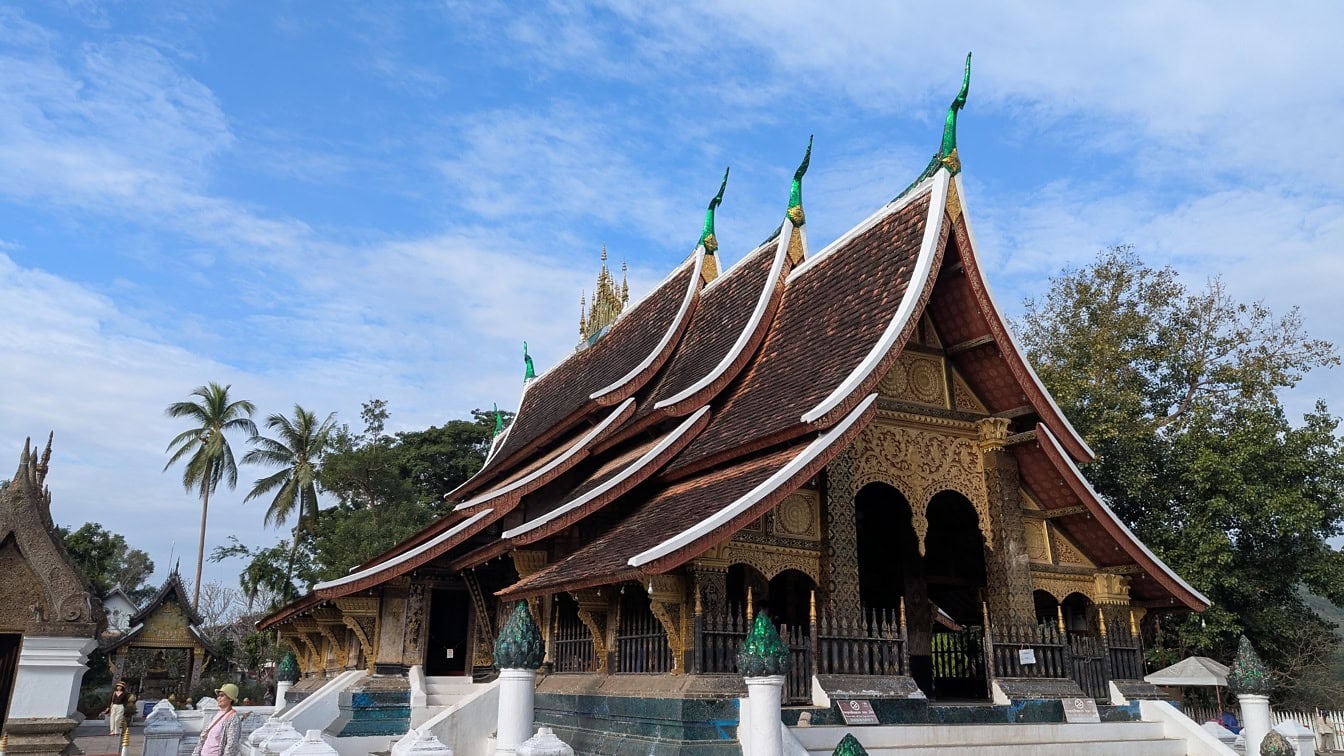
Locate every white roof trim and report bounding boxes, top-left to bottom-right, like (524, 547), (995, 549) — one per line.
(503, 407), (710, 540)
(654, 240), (787, 410)
(788, 176), (936, 283)
(590, 252), (704, 400)
(703, 237), (772, 295)
(951, 173), (1095, 461)
(314, 508), (495, 592)
(444, 372), (532, 501)
(629, 393), (876, 568)
(799, 170), (949, 424)
(1037, 424), (1210, 607)
(455, 398), (635, 510)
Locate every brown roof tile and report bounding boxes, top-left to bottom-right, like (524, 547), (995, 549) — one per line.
(451, 259), (701, 501)
(669, 192), (934, 477)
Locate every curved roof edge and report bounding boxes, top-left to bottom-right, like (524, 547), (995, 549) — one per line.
(631, 393), (879, 572)
(456, 398), (636, 511)
(1035, 423), (1209, 611)
(654, 233), (791, 412)
(800, 170), (949, 426)
(590, 250), (705, 401)
(313, 508), (497, 594)
(951, 173), (1095, 464)
(504, 407), (711, 543)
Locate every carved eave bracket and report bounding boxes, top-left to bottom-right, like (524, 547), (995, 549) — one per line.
(334, 596), (379, 672)
(574, 589), (610, 673)
(646, 574), (687, 674)
(312, 607), (350, 669)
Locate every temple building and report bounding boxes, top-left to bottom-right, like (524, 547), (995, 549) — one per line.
(101, 569), (220, 701)
(259, 57), (1207, 750)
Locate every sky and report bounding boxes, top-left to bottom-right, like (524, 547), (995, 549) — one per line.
(2, 1), (1342, 593)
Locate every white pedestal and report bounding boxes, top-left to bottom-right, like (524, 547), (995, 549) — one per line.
(278, 730), (337, 756)
(248, 718), (284, 756)
(1239, 693), (1272, 755)
(276, 681), (292, 710)
(144, 701), (186, 756)
(7, 636), (97, 719)
(494, 668), (537, 756)
(261, 723), (304, 756)
(744, 676), (785, 756)
(516, 728), (572, 756)
(1273, 720), (1315, 756)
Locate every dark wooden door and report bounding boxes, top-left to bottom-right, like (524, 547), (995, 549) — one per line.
(426, 590), (470, 676)
(0, 633), (22, 727)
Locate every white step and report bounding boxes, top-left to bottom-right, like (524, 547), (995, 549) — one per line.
(422, 676), (479, 710)
(791, 722), (1186, 755)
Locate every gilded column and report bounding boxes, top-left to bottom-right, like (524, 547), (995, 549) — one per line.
(978, 418), (1035, 625)
(823, 447), (862, 624)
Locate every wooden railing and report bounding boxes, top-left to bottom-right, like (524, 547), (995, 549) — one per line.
(696, 602), (749, 674)
(990, 616), (1148, 700)
(814, 606), (906, 677)
(551, 602), (594, 673)
(990, 621), (1071, 679)
(614, 597), (673, 674)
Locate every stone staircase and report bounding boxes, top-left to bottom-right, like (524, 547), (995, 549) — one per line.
(788, 721), (1188, 755)
(424, 675), (477, 709)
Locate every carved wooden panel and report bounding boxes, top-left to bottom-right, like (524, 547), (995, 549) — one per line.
(769, 490), (820, 541)
(850, 418), (991, 553)
(879, 353), (949, 408)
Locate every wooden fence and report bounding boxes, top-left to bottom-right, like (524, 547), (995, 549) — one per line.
(1182, 706), (1344, 750)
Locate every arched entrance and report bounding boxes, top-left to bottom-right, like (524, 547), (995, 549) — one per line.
(923, 490), (988, 700)
(855, 482), (927, 689)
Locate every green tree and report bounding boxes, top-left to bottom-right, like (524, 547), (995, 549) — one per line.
(58, 523), (156, 600)
(1018, 247), (1344, 704)
(242, 405), (338, 549)
(163, 382), (257, 609)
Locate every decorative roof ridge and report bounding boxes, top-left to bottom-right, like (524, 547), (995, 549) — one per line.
(447, 254), (701, 501)
(628, 393), (878, 571)
(653, 234), (791, 412)
(948, 173), (1096, 462)
(130, 568), (203, 628)
(799, 170), (950, 426)
(455, 398), (636, 511)
(588, 251), (704, 401)
(311, 508), (496, 594)
(1034, 423), (1209, 610)
(788, 173), (937, 285)
(501, 407), (712, 544)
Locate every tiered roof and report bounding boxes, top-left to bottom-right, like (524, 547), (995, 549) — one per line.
(261, 63), (1206, 630)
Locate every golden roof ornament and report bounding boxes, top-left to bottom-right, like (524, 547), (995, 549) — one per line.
(579, 246), (629, 343)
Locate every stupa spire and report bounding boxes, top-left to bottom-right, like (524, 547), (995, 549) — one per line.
(580, 246), (627, 343)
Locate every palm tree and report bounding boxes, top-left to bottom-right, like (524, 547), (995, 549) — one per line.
(163, 382), (257, 609)
(242, 405), (337, 544)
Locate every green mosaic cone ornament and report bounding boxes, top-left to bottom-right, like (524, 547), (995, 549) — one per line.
(833, 733), (868, 756)
(736, 614), (791, 677)
(277, 651), (299, 682)
(1228, 634), (1272, 695)
(494, 601), (544, 670)
(1259, 729), (1293, 756)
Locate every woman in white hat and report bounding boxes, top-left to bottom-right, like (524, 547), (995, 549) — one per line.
(104, 681), (132, 735)
(191, 683), (242, 756)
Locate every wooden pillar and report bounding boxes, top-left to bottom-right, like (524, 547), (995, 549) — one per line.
(978, 418), (1035, 626)
(823, 447), (862, 625)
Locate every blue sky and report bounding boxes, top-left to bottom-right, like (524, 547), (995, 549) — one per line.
(2, 1), (1341, 591)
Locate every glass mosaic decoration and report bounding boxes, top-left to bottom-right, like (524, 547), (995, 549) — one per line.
(736, 614), (791, 677)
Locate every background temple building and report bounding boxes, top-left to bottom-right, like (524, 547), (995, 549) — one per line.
(258, 62), (1207, 751)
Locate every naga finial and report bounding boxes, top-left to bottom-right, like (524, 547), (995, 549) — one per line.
(787, 135), (814, 227)
(938, 53), (972, 171)
(698, 167), (730, 255)
(492, 403), (504, 437)
(523, 341), (536, 382)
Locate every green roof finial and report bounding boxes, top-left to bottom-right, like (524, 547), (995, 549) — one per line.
(492, 402), (504, 437)
(736, 614), (791, 677)
(493, 601), (544, 669)
(786, 135), (813, 227)
(698, 167), (730, 255)
(833, 734), (870, 756)
(1260, 730), (1294, 756)
(1228, 634), (1273, 696)
(938, 52), (972, 168)
(523, 341), (536, 382)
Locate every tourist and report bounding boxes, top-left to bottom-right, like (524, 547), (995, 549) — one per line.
(1220, 708), (1241, 734)
(191, 684), (242, 756)
(103, 681), (132, 735)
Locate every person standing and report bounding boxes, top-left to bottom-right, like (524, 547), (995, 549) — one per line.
(191, 684), (242, 756)
(104, 681), (132, 735)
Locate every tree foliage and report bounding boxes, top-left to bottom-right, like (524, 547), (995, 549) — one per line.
(221, 402), (506, 604)
(1018, 246), (1344, 705)
(58, 522), (156, 601)
(163, 382), (257, 608)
